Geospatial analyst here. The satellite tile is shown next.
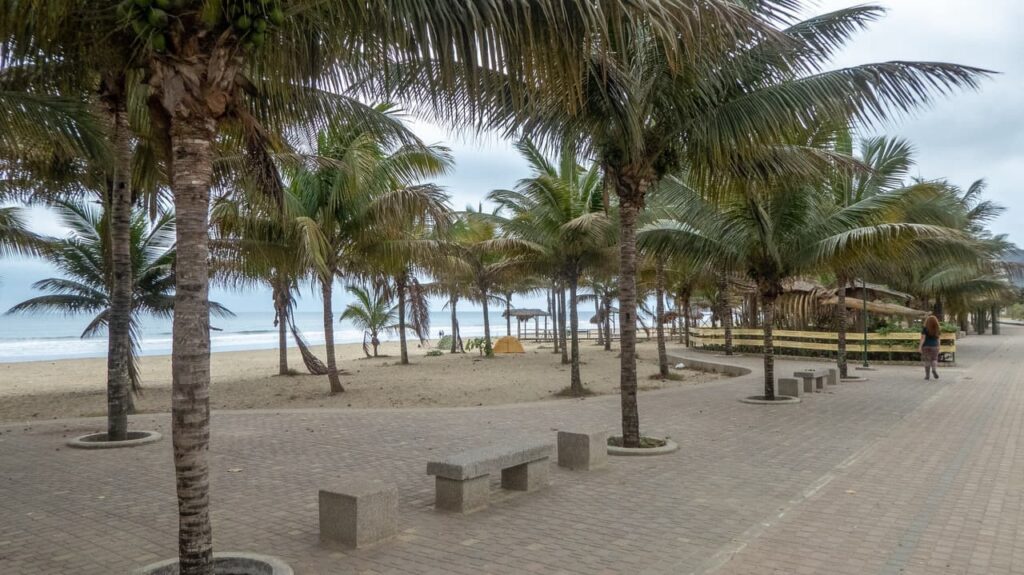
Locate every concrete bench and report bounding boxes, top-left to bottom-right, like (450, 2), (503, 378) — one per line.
(777, 377), (801, 398)
(794, 370), (825, 393)
(427, 441), (553, 513)
(557, 429), (608, 470)
(319, 479), (398, 548)
(826, 368), (838, 386)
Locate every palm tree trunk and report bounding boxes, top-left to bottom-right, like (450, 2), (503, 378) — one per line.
(836, 275), (849, 379)
(273, 278), (289, 376)
(169, 116), (216, 574)
(933, 296), (944, 321)
(481, 290), (493, 356)
(617, 192), (642, 448)
(549, 285), (559, 353)
(450, 294), (459, 353)
(603, 295), (612, 351)
(595, 297), (604, 346)
(505, 292), (512, 336)
(655, 258), (669, 378)
(718, 273), (733, 355)
(684, 294), (691, 348)
(321, 277), (344, 393)
(104, 92), (132, 441)
(762, 293), (777, 400)
(569, 274), (583, 395)
(992, 306), (1000, 335)
(558, 283), (569, 365)
(397, 277), (409, 365)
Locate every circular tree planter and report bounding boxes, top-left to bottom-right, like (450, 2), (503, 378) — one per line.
(134, 552), (293, 575)
(607, 436), (679, 456)
(739, 395), (801, 405)
(66, 430), (162, 449)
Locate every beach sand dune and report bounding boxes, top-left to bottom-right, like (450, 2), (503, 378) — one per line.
(0, 339), (718, 423)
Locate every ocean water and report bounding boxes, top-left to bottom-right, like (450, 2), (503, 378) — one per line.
(0, 309), (558, 363)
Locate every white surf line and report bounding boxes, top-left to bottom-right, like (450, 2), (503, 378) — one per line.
(694, 379), (956, 575)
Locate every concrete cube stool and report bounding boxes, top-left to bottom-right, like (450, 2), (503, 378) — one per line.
(777, 377), (801, 398)
(319, 479), (398, 548)
(826, 368), (839, 386)
(794, 370), (825, 393)
(427, 441), (552, 513)
(557, 430), (609, 470)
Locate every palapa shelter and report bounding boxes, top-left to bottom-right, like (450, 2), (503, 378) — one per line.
(503, 308), (549, 339)
(492, 335), (526, 354)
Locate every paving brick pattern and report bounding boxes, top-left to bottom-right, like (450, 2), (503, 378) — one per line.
(0, 327), (1020, 574)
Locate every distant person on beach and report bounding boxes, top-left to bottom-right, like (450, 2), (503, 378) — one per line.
(919, 315), (942, 380)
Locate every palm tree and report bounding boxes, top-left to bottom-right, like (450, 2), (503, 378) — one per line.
(211, 194), (304, 376)
(513, 5), (987, 446)
(0, 206), (39, 258)
(490, 138), (613, 394)
(445, 210), (532, 357)
(6, 200), (230, 397)
(289, 111), (451, 385)
(642, 170), (966, 400)
(824, 131), (915, 377)
(340, 284), (396, 358)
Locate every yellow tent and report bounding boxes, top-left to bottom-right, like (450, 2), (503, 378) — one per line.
(492, 335), (526, 354)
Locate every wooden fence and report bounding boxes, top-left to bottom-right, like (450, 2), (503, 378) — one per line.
(689, 328), (957, 361)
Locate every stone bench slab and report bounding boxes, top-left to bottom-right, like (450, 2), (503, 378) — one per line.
(427, 442), (553, 480)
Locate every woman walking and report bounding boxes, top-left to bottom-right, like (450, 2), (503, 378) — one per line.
(919, 315), (942, 380)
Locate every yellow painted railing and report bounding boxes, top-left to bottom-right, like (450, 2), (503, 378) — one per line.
(690, 328), (956, 355)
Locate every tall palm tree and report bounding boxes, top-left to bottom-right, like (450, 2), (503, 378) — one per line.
(6, 200), (230, 395)
(512, 5), (988, 446)
(490, 138), (613, 394)
(340, 284), (397, 358)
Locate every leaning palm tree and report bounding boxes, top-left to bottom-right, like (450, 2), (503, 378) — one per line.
(6, 200), (230, 396)
(340, 284), (397, 358)
(489, 138), (614, 395)
(513, 4), (988, 446)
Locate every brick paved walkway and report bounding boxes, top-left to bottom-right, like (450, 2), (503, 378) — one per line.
(1, 327), (1021, 574)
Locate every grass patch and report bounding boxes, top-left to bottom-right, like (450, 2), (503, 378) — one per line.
(647, 372), (686, 381)
(553, 385), (597, 398)
(425, 350), (443, 357)
(607, 436), (667, 449)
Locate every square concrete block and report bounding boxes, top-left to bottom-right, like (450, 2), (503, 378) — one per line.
(557, 430), (609, 470)
(815, 375), (825, 391)
(435, 474), (490, 514)
(319, 480), (398, 548)
(501, 458), (549, 491)
(777, 377), (800, 398)
(827, 368), (839, 386)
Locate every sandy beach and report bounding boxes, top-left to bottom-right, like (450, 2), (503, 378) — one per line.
(0, 339), (719, 423)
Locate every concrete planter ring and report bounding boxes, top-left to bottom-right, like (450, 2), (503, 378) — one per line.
(607, 436), (679, 457)
(134, 552), (293, 575)
(66, 430), (162, 449)
(739, 395), (801, 405)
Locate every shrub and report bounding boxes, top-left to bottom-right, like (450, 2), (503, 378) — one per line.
(437, 335), (452, 350)
(425, 350), (443, 357)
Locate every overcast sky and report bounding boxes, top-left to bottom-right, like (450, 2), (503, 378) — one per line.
(1, 0), (1020, 315)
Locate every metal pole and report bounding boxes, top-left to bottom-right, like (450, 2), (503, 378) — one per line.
(862, 278), (870, 368)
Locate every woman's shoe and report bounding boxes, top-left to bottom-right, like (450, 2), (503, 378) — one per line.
(932, 369), (939, 379)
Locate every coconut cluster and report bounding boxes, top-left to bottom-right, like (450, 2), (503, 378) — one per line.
(118, 0), (285, 53)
